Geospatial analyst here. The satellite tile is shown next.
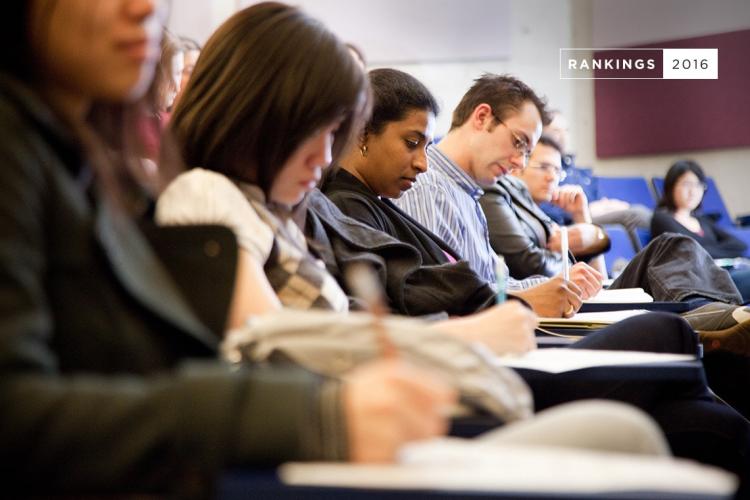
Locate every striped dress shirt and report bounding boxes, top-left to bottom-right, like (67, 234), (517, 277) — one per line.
(394, 145), (548, 291)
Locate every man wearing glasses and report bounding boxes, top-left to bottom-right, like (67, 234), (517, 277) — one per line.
(395, 74), (603, 311)
(480, 135), (609, 279)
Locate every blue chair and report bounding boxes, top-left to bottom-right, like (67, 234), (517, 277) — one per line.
(594, 176), (656, 209)
(602, 225), (637, 278)
(636, 227), (651, 249)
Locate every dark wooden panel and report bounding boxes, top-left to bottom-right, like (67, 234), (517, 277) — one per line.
(594, 29), (750, 158)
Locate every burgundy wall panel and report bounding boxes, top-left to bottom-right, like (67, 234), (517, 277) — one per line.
(594, 29), (750, 158)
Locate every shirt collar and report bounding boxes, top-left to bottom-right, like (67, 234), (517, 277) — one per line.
(428, 145), (484, 200)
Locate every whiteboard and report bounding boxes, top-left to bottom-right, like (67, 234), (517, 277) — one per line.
(240, 0), (511, 64)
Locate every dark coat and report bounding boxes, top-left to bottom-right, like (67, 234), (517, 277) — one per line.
(0, 75), (342, 495)
(651, 208), (748, 259)
(309, 169), (495, 317)
(480, 176), (563, 278)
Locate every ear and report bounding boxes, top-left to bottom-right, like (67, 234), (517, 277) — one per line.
(471, 103), (494, 131)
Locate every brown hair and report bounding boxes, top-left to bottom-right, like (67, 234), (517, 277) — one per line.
(536, 135), (563, 156)
(450, 73), (550, 131)
(171, 2), (370, 197)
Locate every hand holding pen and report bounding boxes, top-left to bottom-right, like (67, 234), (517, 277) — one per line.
(345, 262), (398, 359)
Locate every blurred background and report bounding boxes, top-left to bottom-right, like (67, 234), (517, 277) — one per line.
(168, 0), (750, 217)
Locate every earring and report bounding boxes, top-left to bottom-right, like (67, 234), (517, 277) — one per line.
(360, 145), (368, 157)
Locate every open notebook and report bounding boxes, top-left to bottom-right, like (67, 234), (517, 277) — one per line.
(539, 309), (649, 329)
(584, 288), (653, 304)
(488, 347), (695, 374)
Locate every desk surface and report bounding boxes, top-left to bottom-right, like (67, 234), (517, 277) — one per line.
(218, 469), (730, 500)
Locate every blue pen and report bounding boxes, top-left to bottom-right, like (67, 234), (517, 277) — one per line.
(495, 255), (507, 304)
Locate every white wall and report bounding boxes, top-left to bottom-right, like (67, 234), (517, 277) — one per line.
(168, 0), (749, 216)
(167, 0), (239, 44)
(385, 0), (573, 137)
(572, 0), (750, 217)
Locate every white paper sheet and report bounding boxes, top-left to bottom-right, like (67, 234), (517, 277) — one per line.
(491, 348), (695, 373)
(584, 288), (654, 303)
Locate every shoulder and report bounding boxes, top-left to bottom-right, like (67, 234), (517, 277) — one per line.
(156, 169), (275, 262)
(651, 209), (676, 223)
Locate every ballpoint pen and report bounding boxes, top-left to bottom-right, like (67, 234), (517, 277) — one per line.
(345, 262), (398, 359)
(561, 226), (570, 282)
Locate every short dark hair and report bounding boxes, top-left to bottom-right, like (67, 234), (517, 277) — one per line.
(366, 68), (439, 136)
(660, 160), (707, 212)
(535, 135), (563, 156)
(450, 73), (550, 131)
(171, 2), (370, 197)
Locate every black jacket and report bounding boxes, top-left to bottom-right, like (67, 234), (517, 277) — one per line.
(480, 176), (564, 278)
(651, 208), (748, 259)
(0, 75), (343, 495)
(311, 169), (496, 317)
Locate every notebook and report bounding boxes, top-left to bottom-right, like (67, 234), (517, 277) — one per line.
(539, 309), (649, 329)
(584, 288), (653, 304)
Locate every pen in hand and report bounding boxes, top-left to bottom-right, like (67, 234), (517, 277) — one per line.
(561, 226), (570, 282)
(495, 255), (507, 304)
(345, 262), (398, 359)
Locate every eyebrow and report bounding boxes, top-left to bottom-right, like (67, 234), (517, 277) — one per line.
(518, 130), (531, 146)
(407, 130), (430, 142)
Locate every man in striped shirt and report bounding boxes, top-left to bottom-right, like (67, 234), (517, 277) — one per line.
(395, 74), (603, 317)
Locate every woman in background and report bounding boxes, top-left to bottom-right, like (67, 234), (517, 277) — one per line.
(652, 160), (750, 302)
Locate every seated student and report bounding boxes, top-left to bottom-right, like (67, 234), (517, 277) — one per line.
(318, 70), (596, 319)
(316, 68), (750, 477)
(480, 135), (749, 339)
(652, 160), (750, 302)
(541, 110), (652, 251)
(480, 135), (606, 278)
(0, 1), (463, 494)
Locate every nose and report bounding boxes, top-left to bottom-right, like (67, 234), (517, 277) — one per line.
(309, 130), (333, 169)
(125, 0), (158, 20)
(413, 148), (428, 173)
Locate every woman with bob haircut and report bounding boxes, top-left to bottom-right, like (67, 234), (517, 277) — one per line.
(0, 1), (462, 494)
(652, 160), (750, 301)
